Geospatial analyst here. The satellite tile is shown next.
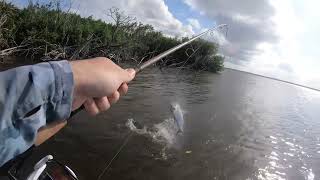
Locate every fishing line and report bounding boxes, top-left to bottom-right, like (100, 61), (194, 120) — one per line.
(96, 132), (133, 180)
(96, 120), (142, 180)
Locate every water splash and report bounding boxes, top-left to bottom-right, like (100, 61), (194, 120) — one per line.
(126, 118), (180, 147)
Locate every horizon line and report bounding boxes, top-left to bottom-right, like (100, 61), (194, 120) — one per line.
(225, 68), (320, 92)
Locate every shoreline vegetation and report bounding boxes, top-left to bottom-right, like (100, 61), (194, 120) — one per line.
(0, 1), (224, 72)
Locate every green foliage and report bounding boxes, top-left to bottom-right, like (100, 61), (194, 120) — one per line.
(0, 1), (19, 49)
(0, 1), (223, 72)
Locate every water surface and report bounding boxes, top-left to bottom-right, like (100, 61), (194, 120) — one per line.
(29, 68), (320, 180)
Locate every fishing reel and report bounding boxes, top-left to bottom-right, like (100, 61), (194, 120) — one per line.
(2, 154), (78, 180)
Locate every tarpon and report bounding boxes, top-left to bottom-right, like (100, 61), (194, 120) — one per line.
(170, 103), (184, 133)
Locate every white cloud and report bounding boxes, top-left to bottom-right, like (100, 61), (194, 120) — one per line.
(71, 0), (194, 37)
(184, 0), (275, 18)
(249, 0), (320, 87)
(183, 0), (277, 62)
(184, 0), (320, 88)
(232, 14), (260, 25)
(187, 18), (201, 30)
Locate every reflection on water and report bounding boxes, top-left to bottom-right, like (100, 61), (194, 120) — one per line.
(258, 135), (315, 180)
(29, 68), (320, 180)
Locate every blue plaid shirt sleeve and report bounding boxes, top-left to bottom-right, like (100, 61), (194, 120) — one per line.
(0, 60), (74, 166)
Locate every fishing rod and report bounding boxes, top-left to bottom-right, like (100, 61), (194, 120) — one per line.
(70, 23), (228, 117)
(134, 24), (228, 73)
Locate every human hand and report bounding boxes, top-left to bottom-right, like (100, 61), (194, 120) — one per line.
(70, 57), (136, 115)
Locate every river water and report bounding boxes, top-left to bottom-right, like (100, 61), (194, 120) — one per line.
(27, 68), (320, 179)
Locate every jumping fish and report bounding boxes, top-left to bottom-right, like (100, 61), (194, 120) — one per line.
(170, 103), (184, 133)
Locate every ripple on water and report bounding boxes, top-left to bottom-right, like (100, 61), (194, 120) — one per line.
(271, 151), (278, 157)
(257, 134), (316, 180)
(285, 141), (295, 147)
(284, 152), (294, 157)
(268, 156), (279, 161)
(306, 169), (315, 180)
(257, 168), (286, 180)
(269, 136), (277, 140)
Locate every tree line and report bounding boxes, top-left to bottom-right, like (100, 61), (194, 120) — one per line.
(0, 1), (224, 72)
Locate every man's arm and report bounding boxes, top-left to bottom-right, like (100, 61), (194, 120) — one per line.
(0, 61), (74, 166)
(0, 57), (135, 167)
(35, 58), (137, 146)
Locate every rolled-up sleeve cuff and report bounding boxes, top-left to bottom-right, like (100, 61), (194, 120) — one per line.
(48, 60), (74, 121)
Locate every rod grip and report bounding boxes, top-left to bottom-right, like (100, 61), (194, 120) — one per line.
(69, 105), (85, 119)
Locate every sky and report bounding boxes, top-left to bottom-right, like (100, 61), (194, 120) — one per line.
(10, 0), (320, 89)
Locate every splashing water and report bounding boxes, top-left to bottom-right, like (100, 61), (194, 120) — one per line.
(126, 118), (180, 147)
(125, 103), (185, 160)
